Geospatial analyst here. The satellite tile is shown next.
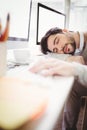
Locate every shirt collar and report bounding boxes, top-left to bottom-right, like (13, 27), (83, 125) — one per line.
(75, 32), (84, 55)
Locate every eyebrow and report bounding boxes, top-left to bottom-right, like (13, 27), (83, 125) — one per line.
(53, 37), (57, 45)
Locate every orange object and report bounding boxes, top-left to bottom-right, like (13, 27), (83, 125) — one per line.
(0, 77), (48, 129)
(0, 13), (10, 42)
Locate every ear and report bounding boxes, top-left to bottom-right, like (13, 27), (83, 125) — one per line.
(62, 29), (69, 33)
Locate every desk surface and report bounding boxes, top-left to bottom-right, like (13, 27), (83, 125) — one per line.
(6, 65), (74, 130)
(6, 48), (74, 130)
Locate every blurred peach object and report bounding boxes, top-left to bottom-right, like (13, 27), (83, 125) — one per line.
(0, 77), (48, 130)
(0, 13), (10, 41)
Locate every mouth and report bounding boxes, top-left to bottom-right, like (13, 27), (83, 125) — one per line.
(63, 44), (69, 53)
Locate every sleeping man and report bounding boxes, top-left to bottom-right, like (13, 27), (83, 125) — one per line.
(40, 27), (87, 63)
(29, 27), (87, 130)
(29, 57), (87, 130)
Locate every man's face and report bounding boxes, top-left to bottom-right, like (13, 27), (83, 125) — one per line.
(47, 33), (76, 54)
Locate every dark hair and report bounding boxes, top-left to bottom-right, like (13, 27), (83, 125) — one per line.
(40, 27), (63, 54)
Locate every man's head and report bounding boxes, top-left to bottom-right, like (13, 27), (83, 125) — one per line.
(40, 27), (76, 55)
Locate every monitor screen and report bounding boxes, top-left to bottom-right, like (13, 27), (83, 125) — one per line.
(0, 0), (32, 49)
(36, 3), (66, 45)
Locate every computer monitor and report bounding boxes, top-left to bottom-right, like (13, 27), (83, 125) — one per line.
(36, 3), (66, 45)
(0, 0), (32, 49)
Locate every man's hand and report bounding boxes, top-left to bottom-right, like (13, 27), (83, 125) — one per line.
(29, 58), (75, 77)
(29, 55), (85, 77)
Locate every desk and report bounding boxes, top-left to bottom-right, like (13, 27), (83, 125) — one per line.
(6, 65), (74, 130)
(5, 48), (74, 130)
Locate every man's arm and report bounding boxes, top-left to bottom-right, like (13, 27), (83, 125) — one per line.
(66, 55), (85, 65)
(29, 57), (87, 87)
(47, 53), (85, 64)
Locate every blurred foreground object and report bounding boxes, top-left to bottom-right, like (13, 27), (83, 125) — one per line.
(0, 13), (10, 41)
(0, 13), (10, 77)
(0, 42), (7, 77)
(0, 77), (48, 130)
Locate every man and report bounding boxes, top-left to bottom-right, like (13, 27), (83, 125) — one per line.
(29, 27), (87, 130)
(29, 58), (87, 130)
(40, 27), (87, 63)
(40, 27), (86, 55)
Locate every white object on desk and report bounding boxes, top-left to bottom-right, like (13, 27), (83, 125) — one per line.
(13, 48), (30, 64)
(6, 66), (74, 130)
(7, 45), (43, 67)
(0, 42), (7, 77)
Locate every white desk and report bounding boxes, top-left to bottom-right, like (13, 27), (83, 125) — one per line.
(6, 65), (74, 130)
(5, 48), (74, 130)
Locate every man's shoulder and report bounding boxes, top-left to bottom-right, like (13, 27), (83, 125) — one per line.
(75, 31), (84, 55)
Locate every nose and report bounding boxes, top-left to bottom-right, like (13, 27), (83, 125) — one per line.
(57, 42), (64, 50)
(56, 44), (64, 54)
(58, 48), (64, 54)
(59, 48), (63, 51)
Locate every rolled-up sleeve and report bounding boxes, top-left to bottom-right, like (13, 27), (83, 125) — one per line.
(47, 53), (71, 61)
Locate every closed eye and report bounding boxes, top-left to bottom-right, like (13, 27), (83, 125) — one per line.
(54, 37), (57, 45)
(54, 37), (59, 45)
(56, 38), (59, 45)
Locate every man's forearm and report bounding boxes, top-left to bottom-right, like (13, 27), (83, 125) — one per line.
(66, 55), (85, 64)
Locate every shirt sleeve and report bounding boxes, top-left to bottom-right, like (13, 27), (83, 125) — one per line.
(47, 53), (71, 61)
(72, 62), (87, 87)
